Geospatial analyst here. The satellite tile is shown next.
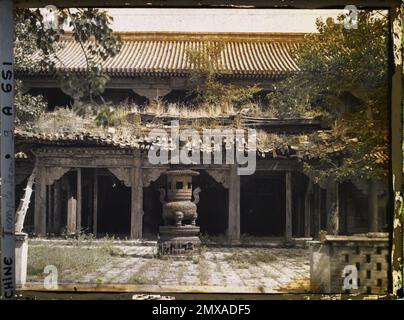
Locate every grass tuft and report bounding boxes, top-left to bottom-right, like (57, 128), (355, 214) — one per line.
(27, 243), (112, 279)
(225, 251), (277, 269)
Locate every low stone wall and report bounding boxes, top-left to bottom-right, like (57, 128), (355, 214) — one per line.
(310, 233), (389, 294)
(15, 232), (28, 287)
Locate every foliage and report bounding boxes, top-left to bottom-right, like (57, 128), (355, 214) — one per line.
(32, 107), (100, 134)
(268, 12), (389, 182)
(90, 103), (116, 127)
(14, 8), (122, 125)
(14, 80), (47, 128)
(72, 101), (135, 128)
(185, 42), (261, 110)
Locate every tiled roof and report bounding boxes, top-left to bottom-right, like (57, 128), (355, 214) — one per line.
(15, 131), (137, 149)
(15, 126), (341, 160)
(22, 32), (302, 79)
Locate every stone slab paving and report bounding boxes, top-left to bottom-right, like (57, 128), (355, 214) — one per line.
(27, 244), (310, 293)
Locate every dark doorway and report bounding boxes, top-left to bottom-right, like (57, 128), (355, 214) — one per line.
(97, 172), (131, 237)
(81, 168), (96, 234)
(194, 171), (228, 236)
(28, 87), (73, 110)
(143, 175), (166, 238)
(340, 181), (370, 234)
(241, 172), (285, 236)
(292, 172), (309, 238)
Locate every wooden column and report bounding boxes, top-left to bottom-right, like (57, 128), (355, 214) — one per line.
(66, 198), (76, 234)
(296, 197), (301, 236)
(131, 154), (143, 239)
(368, 178), (379, 232)
(326, 182), (339, 235)
(47, 185), (54, 232)
(92, 169), (98, 236)
(76, 168), (82, 234)
(304, 181), (313, 238)
(312, 185), (319, 237)
(34, 166), (46, 236)
(53, 180), (61, 234)
(285, 171), (292, 241)
(312, 184), (322, 238)
(66, 178), (76, 235)
(228, 165), (240, 241)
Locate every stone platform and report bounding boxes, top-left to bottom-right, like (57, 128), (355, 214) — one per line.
(26, 242), (310, 293)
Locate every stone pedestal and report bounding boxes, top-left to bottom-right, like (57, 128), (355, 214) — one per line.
(15, 232), (28, 287)
(158, 225), (201, 255)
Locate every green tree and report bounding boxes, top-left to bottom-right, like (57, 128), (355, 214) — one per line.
(268, 12), (389, 183)
(14, 8), (122, 126)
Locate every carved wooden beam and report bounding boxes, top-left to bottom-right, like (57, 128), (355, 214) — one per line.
(142, 168), (167, 187)
(45, 167), (71, 186)
(108, 167), (132, 187)
(206, 169), (230, 188)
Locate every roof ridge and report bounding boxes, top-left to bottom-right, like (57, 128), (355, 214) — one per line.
(60, 31), (307, 42)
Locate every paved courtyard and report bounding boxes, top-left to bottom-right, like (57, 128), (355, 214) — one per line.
(27, 242), (311, 293)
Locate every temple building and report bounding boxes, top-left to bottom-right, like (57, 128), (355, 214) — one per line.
(14, 32), (389, 241)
